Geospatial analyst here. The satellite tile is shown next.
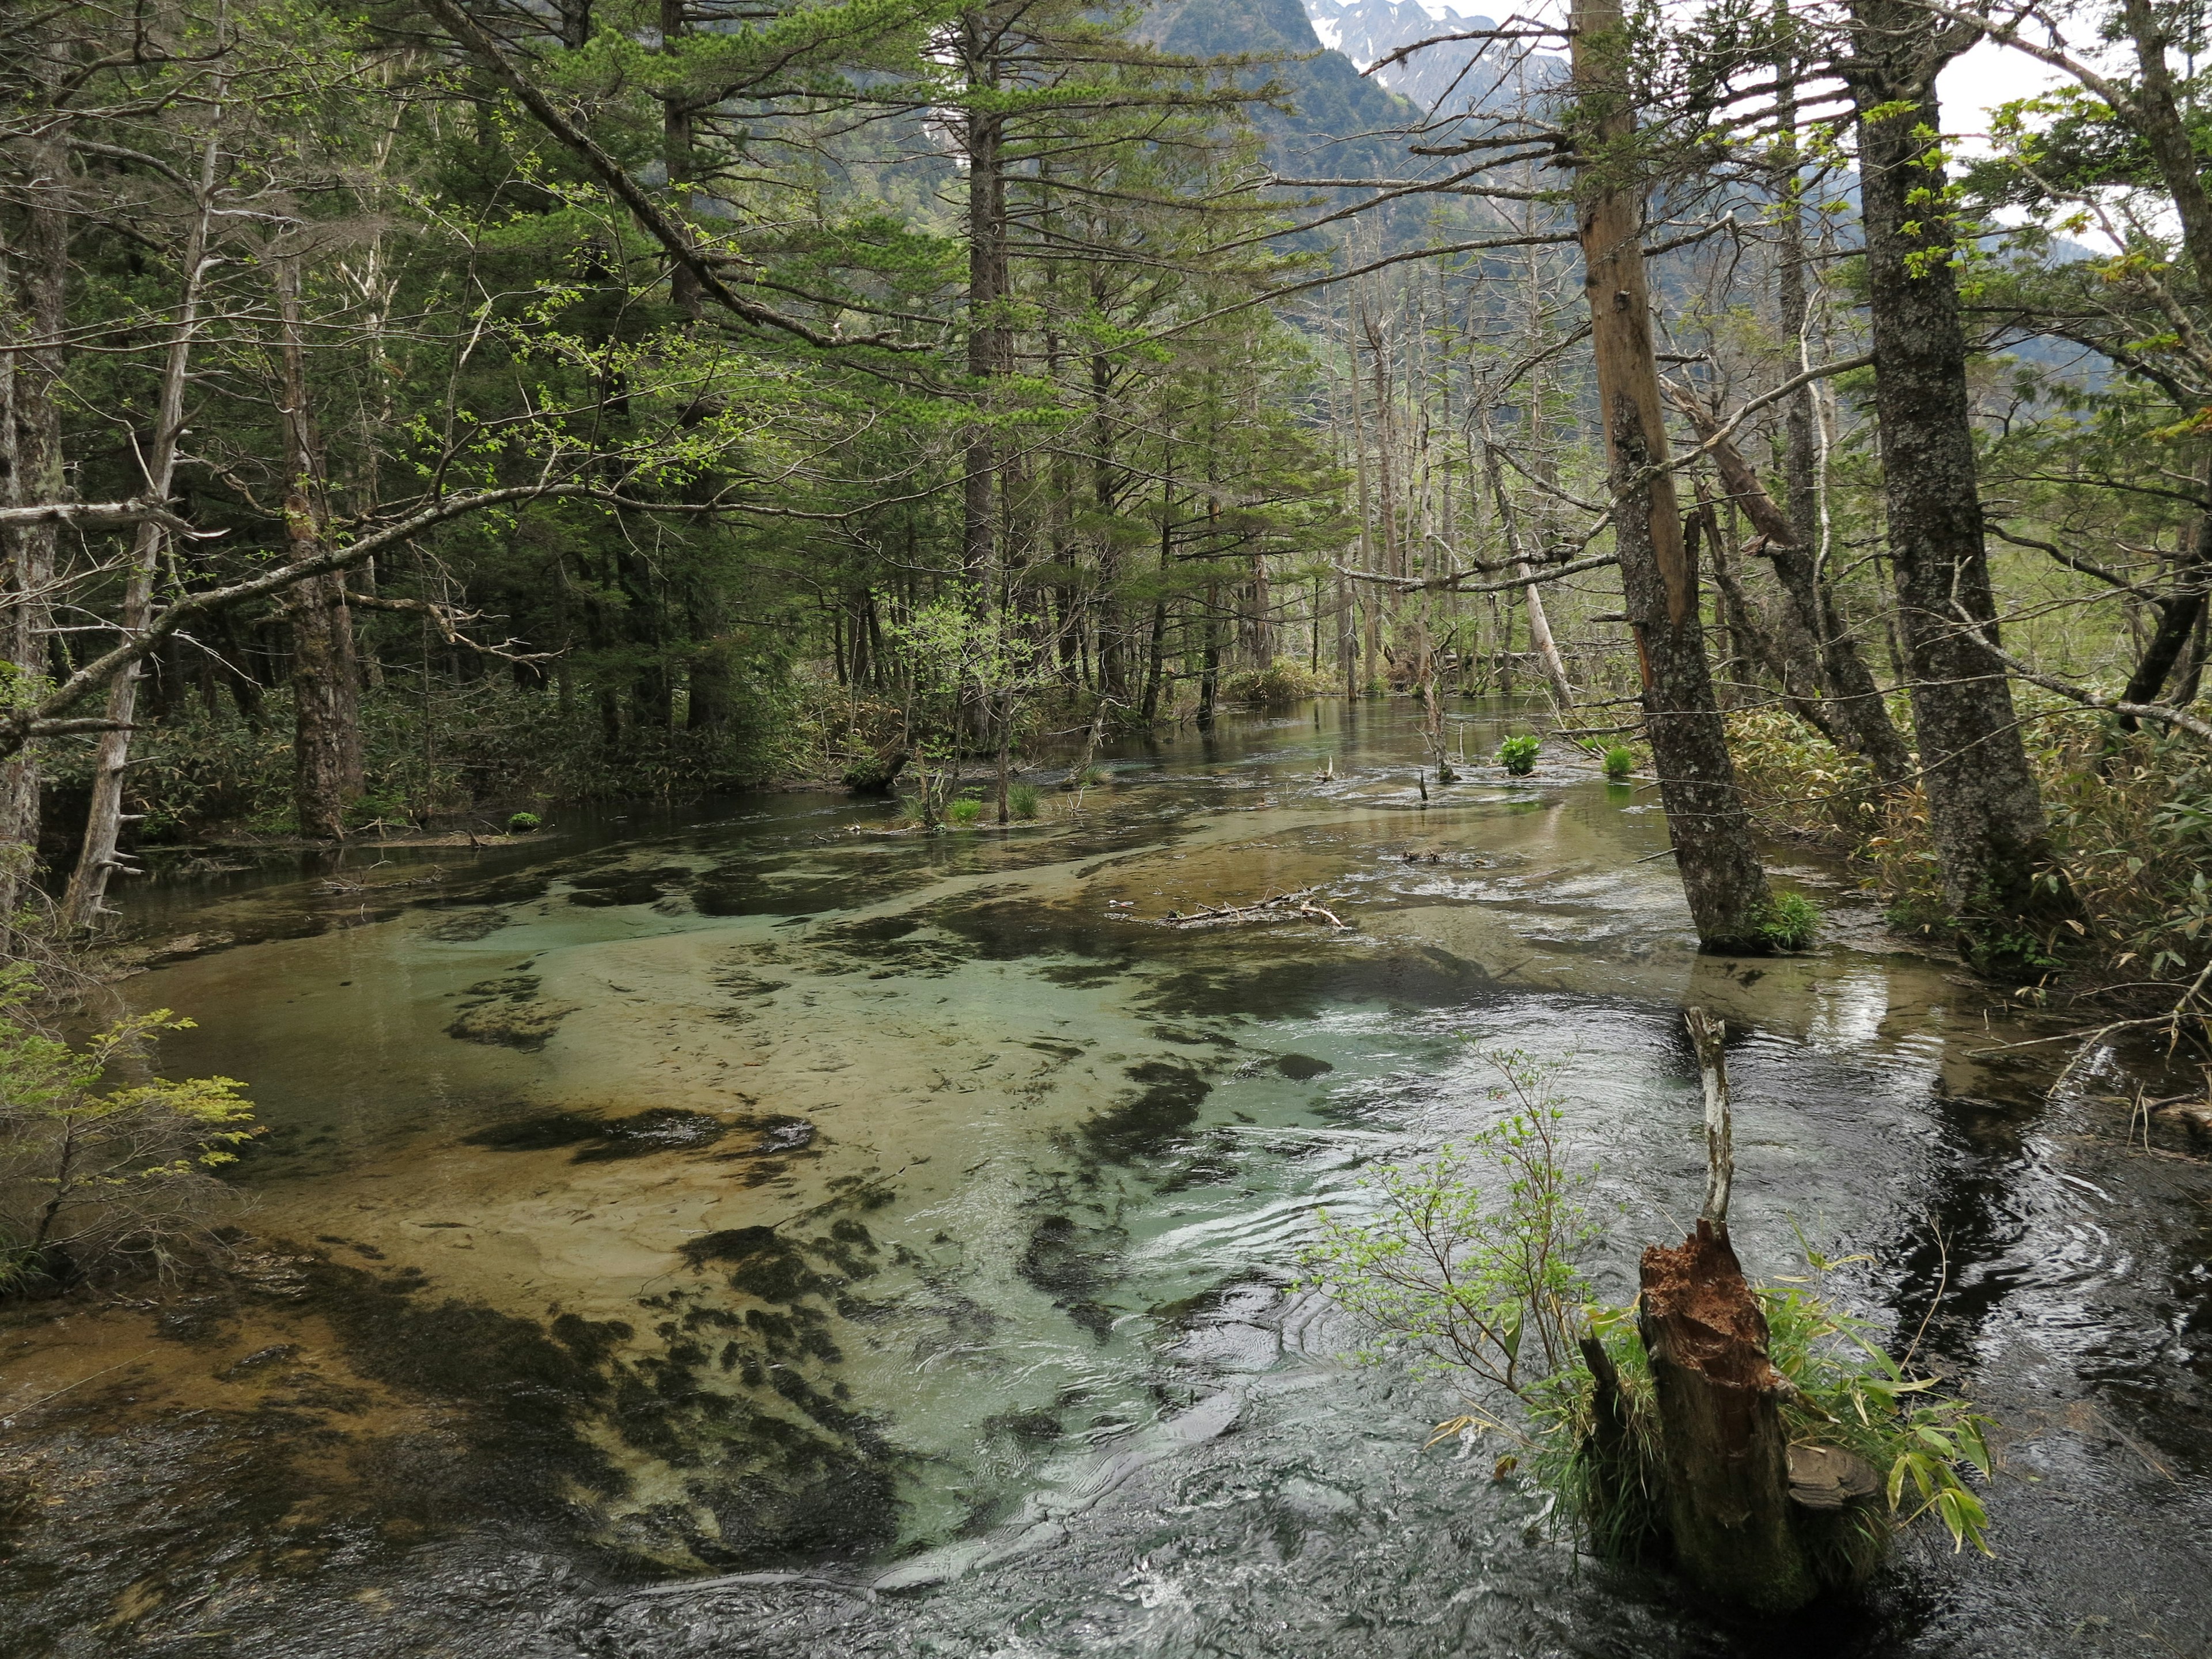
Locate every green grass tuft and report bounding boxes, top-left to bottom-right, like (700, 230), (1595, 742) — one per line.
(1755, 890), (1820, 952)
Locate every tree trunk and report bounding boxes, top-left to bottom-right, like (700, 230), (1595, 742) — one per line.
(1571, 0), (1771, 949)
(0, 127), (67, 922)
(962, 46), (1007, 594)
(1638, 1219), (1815, 1612)
(1198, 582), (1220, 725)
(1669, 390), (1911, 782)
(1846, 11), (2063, 971)
(63, 126), (222, 930)
(1481, 428), (1573, 709)
(2119, 495), (2210, 726)
(275, 255), (361, 841)
(1696, 493), (1844, 743)
(660, 0), (702, 323)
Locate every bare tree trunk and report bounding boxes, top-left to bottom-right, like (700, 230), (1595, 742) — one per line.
(275, 254), (360, 842)
(1845, 5), (2063, 971)
(1571, 0), (1770, 949)
(1669, 388), (1911, 782)
(1349, 326), (1380, 695)
(1694, 491), (1846, 743)
(1480, 425), (1573, 709)
(62, 116), (226, 929)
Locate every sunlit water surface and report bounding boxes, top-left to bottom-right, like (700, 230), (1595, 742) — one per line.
(3, 700), (2210, 1658)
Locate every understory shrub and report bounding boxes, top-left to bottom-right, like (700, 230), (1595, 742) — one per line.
(1602, 744), (1635, 781)
(1009, 783), (1040, 820)
(1729, 694), (2212, 1003)
(945, 796), (983, 826)
(507, 811), (542, 834)
(0, 968), (255, 1295)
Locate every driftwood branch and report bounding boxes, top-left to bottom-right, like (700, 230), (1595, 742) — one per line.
(1159, 888), (1352, 930)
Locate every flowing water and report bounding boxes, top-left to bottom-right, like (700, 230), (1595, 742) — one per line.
(3, 699), (2210, 1658)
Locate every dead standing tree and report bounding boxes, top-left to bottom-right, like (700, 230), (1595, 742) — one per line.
(1569, 0), (1773, 949)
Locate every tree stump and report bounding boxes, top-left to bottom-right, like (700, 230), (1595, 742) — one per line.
(1638, 1218), (1817, 1612)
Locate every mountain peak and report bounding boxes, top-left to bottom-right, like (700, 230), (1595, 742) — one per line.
(1303, 0), (1561, 112)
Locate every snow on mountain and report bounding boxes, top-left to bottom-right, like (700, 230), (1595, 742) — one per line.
(1301, 0), (1562, 113)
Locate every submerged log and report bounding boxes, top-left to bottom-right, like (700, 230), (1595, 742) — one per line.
(1638, 1218), (1816, 1612)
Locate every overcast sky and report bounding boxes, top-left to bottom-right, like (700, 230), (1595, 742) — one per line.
(1400, 0), (2082, 144)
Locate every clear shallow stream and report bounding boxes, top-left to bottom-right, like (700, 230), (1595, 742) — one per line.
(3, 699), (2210, 1658)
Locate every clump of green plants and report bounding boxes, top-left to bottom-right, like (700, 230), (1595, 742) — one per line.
(1009, 783), (1040, 820)
(945, 795), (984, 827)
(1497, 734), (1541, 776)
(0, 968), (255, 1296)
(1300, 1053), (1993, 1603)
(1602, 744), (1635, 781)
(507, 810), (542, 834)
(1755, 890), (1819, 952)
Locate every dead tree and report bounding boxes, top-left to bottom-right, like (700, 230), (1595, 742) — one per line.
(1570, 0), (1772, 949)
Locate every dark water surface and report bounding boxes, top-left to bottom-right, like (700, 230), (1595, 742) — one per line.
(4, 700), (2210, 1658)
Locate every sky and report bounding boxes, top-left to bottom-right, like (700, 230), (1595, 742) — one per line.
(1378, 0), (2083, 142)
(1940, 36), (2071, 149)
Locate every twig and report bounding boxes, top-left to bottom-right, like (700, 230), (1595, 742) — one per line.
(1684, 1007), (1733, 1227)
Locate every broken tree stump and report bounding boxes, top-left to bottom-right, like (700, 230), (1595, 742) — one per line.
(1638, 1218), (1816, 1612)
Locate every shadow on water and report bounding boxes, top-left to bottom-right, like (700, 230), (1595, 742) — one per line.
(6, 697), (2212, 1657)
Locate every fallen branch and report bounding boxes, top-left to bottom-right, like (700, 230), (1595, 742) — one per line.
(0, 498), (204, 536)
(1159, 888), (1353, 930)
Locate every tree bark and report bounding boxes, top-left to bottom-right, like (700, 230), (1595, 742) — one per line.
(2119, 495), (2210, 727)
(0, 131), (68, 922)
(1571, 0), (1771, 949)
(660, 0), (702, 323)
(1845, 7), (2063, 969)
(962, 28), (1007, 594)
(1639, 1219), (1815, 1612)
(275, 254), (361, 841)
